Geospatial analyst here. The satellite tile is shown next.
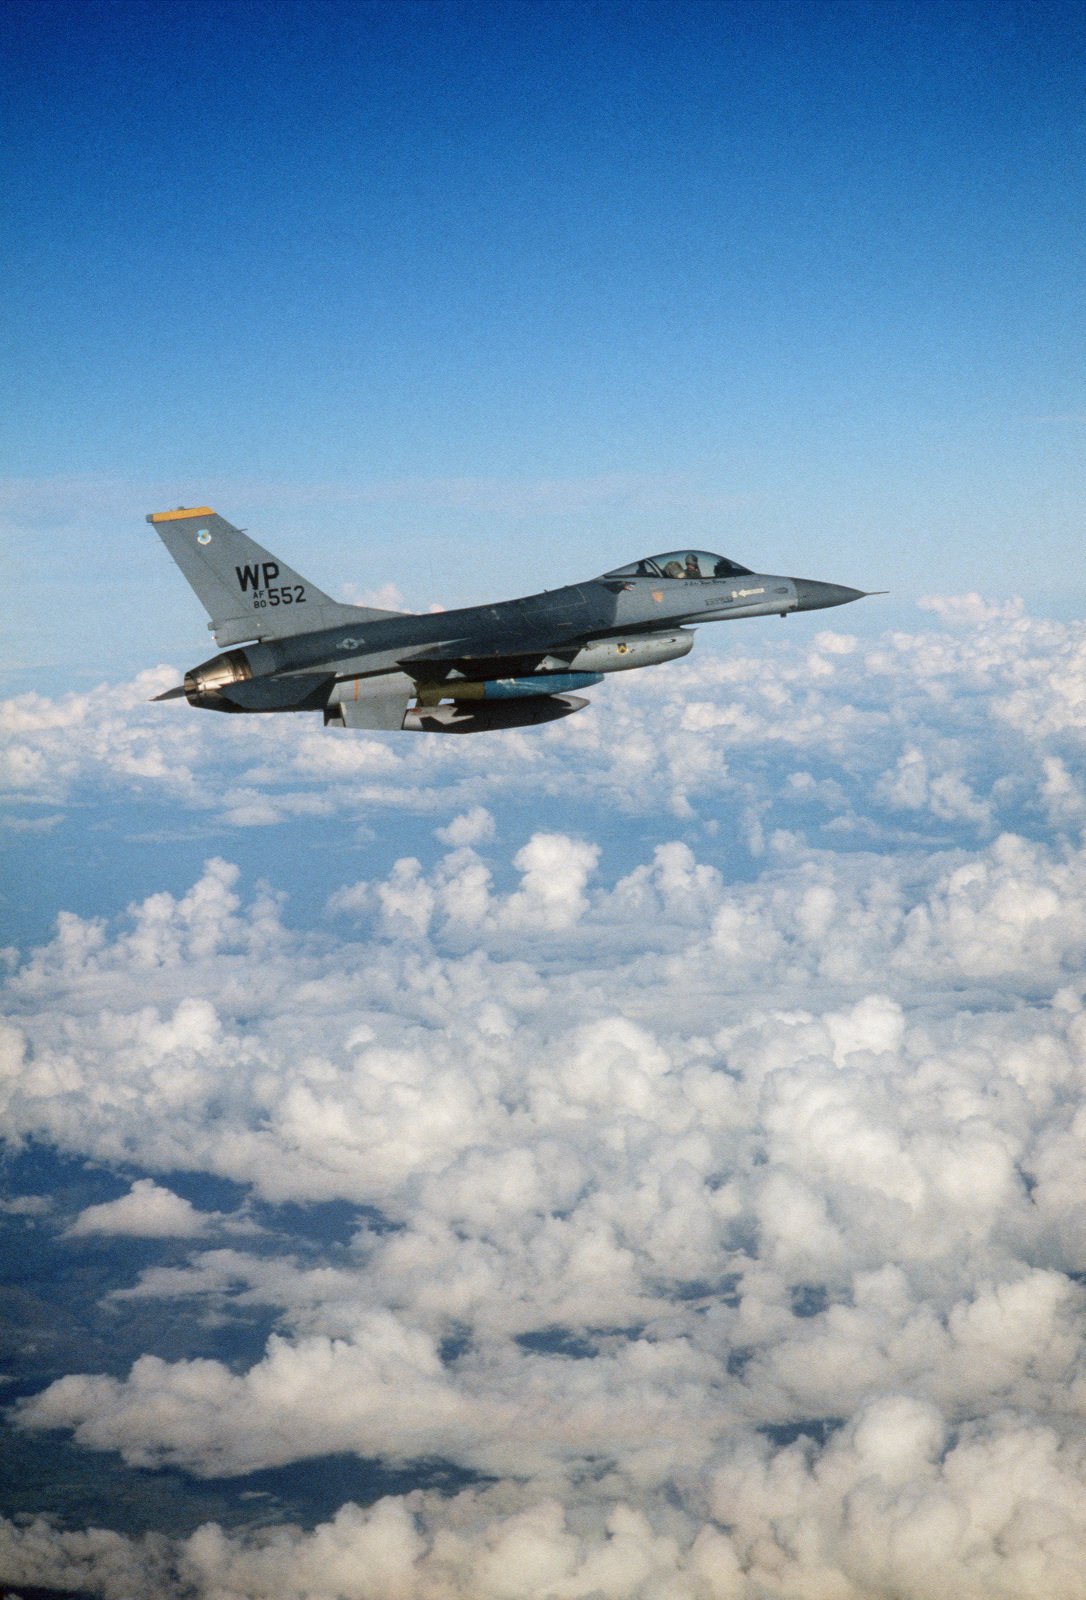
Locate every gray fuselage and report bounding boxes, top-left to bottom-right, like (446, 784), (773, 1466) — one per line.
(233, 570), (817, 686)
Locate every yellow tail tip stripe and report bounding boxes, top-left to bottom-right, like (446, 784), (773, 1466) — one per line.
(149, 506), (215, 522)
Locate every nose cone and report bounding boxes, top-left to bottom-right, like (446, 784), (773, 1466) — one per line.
(793, 579), (867, 612)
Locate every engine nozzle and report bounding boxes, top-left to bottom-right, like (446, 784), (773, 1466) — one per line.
(182, 648), (254, 710)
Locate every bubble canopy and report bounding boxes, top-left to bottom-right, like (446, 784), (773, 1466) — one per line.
(603, 550), (754, 580)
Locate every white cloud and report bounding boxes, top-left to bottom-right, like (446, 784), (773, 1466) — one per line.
(499, 832), (599, 931)
(65, 1178), (220, 1238)
(373, 856), (437, 938)
(3, 1414), (1086, 1600)
(326, 878), (372, 917)
(811, 628), (860, 655)
(19, 1314), (468, 1475)
(876, 744), (993, 826)
(706, 1403), (1086, 1600)
(6, 603), (1086, 1597)
(0, 1192), (52, 1216)
(917, 593), (1027, 624)
(8, 825), (1086, 1587)
(4, 607), (1083, 848)
(340, 580), (411, 611)
(435, 806), (496, 848)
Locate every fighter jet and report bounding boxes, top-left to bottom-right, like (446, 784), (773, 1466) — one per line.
(149, 507), (875, 734)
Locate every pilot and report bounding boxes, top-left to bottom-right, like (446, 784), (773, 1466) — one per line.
(663, 560), (685, 578)
(684, 554), (702, 580)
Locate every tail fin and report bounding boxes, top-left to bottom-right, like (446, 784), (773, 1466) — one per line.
(147, 507), (403, 646)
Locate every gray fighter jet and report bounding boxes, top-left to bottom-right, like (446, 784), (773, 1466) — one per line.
(150, 507), (875, 733)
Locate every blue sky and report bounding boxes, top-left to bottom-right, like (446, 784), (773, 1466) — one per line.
(4, 6), (1086, 1597)
(4, 0), (1085, 689)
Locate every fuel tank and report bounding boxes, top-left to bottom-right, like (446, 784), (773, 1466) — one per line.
(404, 695), (589, 733)
(557, 630), (694, 674)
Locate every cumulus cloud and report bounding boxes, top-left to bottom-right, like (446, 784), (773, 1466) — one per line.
(0, 1192), (51, 1216)
(4, 602), (1086, 1597)
(4, 1412), (1086, 1600)
(875, 744), (993, 826)
(434, 805), (496, 848)
(4, 605), (1084, 849)
(499, 832), (599, 931)
(65, 1178), (222, 1238)
(917, 592), (1027, 624)
(8, 819), (1086, 1593)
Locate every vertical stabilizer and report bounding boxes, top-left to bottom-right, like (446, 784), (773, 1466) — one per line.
(147, 507), (402, 645)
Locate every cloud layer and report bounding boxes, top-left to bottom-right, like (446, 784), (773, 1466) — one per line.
(2, 602), (1085, 1597)
(4, 604), (1085, 842)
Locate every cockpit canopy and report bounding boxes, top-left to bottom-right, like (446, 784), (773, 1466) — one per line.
(603, 550), (754, 581)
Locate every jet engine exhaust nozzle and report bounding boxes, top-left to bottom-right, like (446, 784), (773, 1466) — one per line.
(182, 648), (255, 710)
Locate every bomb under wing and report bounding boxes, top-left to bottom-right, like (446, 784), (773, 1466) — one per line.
(149, 507), (876, 734)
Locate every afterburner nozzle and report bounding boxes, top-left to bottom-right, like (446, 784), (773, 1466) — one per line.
(180, 648), (254, 709)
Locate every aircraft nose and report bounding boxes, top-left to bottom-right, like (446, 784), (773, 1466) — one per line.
(792, 579), (867, 612)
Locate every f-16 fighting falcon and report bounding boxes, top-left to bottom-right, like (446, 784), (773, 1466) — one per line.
(149, 507), (876, 734)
